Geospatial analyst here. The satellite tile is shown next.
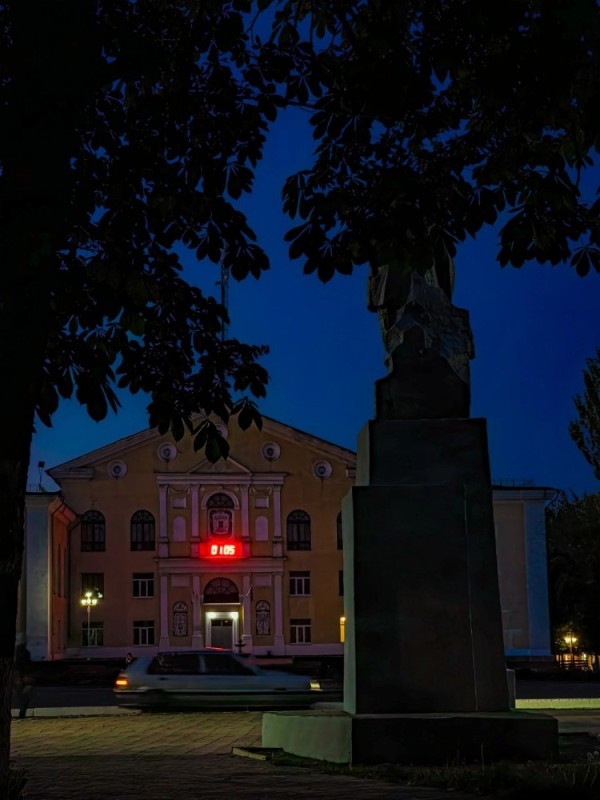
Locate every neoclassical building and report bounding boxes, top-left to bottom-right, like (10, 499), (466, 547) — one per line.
(19, 415), (554, 667)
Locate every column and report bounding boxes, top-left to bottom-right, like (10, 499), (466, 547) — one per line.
(240, 486), (250, 538)
(272, 486), (283, 557)
(158, 485), (169, 558)
(191, 485), (199, 538)
(273, 572), (285, 655)
(242, 574), (253, 650)
(240, 486), (250, 557)
(190, 485), (200, 557)
(158, 574), (169, 648)
(191, 575), (204, 648)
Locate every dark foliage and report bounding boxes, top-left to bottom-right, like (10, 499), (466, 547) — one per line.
(547, 491), (600, 656)
(570, 349), (600, 480)
(2, 0), (600, 788)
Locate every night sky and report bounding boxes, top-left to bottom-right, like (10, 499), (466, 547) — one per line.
(30, 109), (600, 498)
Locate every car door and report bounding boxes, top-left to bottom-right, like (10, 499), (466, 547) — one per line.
(198, 653), (266, 705)
(147, 653), (201, 705)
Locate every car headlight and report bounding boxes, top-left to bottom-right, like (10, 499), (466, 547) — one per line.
(309, 680), (321, 691)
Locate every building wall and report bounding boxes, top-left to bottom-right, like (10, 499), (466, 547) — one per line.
(48, 419), (351, 658)
(494, 490), (553, 659)
(22, 417), (553, 663)
(20, 495), (75, 660)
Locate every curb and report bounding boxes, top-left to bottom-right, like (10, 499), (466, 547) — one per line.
(11, 701), (600, 718)
(516, 698), (600, 710)
(11, 706), (141, 718)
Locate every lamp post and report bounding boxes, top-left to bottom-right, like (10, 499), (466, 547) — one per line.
(80, 589), (102, 652)
(564, 632), (578, 663)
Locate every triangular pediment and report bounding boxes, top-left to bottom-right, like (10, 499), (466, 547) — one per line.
(188, 456), (251, 474)
(47, 412), (357, 486)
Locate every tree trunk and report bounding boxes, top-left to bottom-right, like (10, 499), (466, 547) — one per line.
(0, 2), (99, 787)
(0, 266), (50, 788)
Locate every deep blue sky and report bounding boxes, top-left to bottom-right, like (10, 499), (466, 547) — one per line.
(30, 109), (600, 497)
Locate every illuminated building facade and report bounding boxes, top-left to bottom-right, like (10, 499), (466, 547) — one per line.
(20, 416), (554, 666)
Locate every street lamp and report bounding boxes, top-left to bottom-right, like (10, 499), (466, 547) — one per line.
(80, 589), (103, 650)
(564, 632), (578, 662)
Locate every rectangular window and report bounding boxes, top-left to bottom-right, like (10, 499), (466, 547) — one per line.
(133, 620), (155, 646)
(338, 570), (344, 596)
(81, 621), (104, 647)
(81, 573), (104, 596)
(132, 573), (155, 598)
(290, 618), (311, 644)
(289, 571), (311, 596)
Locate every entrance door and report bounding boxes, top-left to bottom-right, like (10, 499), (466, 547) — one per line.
(210, 618), (233, 649)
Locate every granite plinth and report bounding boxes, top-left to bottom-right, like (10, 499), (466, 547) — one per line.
(262, 708), (559, 765)
(355, 418), (494, 487)
(343, 419), (509, 715)
(262, 418), (558, 763)
(342, 482), (508, 714)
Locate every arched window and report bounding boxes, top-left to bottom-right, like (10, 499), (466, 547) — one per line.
(336, 512), (343, 550)
(256, 601), (271, 636)
(130, 510), (155, 551)
(207, 493), (235, 509)
(207, 492), (234, 537)
(287, 510), (311, 551)
(81, 511), (105, 552)
(173, 601), (188, 637)
(203, 577), (239, 604)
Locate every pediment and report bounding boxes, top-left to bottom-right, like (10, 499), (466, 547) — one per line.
(188, 456), (251, 475)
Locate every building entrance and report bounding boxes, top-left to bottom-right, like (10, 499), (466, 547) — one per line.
(211, 618), (233, 649)
(205, 611), (238, 649)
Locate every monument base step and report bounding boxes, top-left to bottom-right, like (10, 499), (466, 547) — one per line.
(262, 706), (558, 765)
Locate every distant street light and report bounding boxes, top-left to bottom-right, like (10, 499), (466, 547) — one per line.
(564, 632), (578, 662)
(80, 589), (103, 650)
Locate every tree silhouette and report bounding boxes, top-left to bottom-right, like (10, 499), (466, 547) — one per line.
(570, 348), (600, 480)
(3, 1), (600, 789)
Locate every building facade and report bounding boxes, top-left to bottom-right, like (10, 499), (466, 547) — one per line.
(20, 416), (555, 666)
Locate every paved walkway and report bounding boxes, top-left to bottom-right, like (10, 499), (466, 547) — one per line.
(9, 708), (600, 800)
(8, 712), (479, 800)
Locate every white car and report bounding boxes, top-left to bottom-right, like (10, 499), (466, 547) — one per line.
(113, 649), (338, 709)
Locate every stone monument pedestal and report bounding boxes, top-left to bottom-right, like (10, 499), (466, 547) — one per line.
(262, 419), (558, 764)
(262, 708), (558, 764)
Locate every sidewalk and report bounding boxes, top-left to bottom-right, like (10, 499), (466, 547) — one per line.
(10, 712), (473, 800)
(9, 704), (600, 800)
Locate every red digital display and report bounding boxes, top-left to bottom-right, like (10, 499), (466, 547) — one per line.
(202, 542), (240, 558)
